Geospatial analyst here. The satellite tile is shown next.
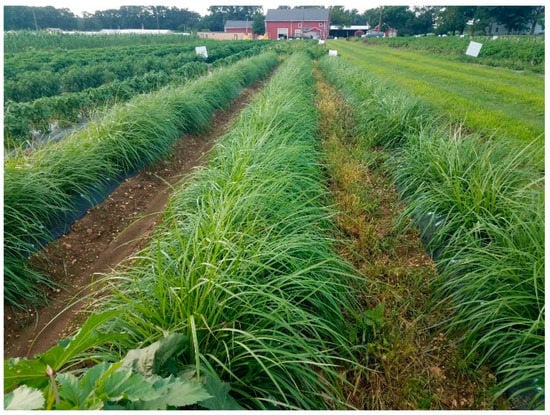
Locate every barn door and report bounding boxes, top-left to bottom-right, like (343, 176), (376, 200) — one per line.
(277, 28), (288, 39)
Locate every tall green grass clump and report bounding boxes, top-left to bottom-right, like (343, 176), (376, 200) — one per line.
(394, 129), (544, 408)
(88, 52), (362, 409)
(318, 55), (431, 149)
(4, 52), (278, 308)
(319, 55), (544, 408)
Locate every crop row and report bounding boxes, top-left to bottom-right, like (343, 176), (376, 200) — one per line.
(5, 40), (267, 102)
(318, 55), (544, 409)
(4, 51), (279, 309)
(3, 31), (208, 52)
(4, 44), (269, 148)
(364, 35), (544, 73)
(5, 52), (364, 410)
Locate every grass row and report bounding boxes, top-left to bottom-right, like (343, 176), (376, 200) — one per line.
(3, 51), (279, 309)
(318, 55), (544, 409)
(326, 40), (544, 154)
(59, 52), (363, 409)
(314, 65), (499, 410)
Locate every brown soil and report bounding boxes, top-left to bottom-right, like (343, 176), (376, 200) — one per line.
(4, 84), (262, 359)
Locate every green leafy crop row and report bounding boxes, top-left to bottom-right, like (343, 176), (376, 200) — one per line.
(4, 43), (271, 148)
(4, 40), (267, 101)
(82, 51), (364, 409)
(4, 313), (222, 410)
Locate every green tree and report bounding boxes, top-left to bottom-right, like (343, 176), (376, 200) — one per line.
(4, 6), (77, 30)
(364, 7), (383, 29)
(349, 9), (364, 25)
(408, 6), (436, 35)
(329, 6), (352, 27)
(252, 13), (265, 35)
(434, 6), (476, 35)
(529, 6), (544, 35)
(199, 6), (262, 31)
(381, 6), (415, 35)
(490, 6), (537, 34)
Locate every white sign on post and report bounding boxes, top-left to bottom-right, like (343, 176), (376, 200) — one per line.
(328, 49), (338, 56)
(195, 46), (208, 58)
(318, 39), (325, 45)
(465, 41), (482, 57)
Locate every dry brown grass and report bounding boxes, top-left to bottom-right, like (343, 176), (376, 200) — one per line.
(315, 68), (505, 410)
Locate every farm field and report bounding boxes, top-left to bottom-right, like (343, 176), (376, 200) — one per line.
(4, 37), (544, 410)
(4, 33), (274, 148)
(4, 50), (280, 309)
(327, 39), (544, 160)
(318, 48), (544, 409)
(4, 77), (266, 359)
(366, 35), (545, 73)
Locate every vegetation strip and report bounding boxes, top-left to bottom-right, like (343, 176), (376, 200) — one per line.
(4, 39), (271, 148)
(372, 36), (544, 74)
(314, 66), (498, 410)
(327, 40), (544, 148)
(5, 51), (366, 410)
(318, 54), (544, 409)
(4, 51), (279, 309)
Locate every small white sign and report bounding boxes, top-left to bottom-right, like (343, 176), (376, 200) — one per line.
(465, 41), (482, 57)
(328, 49), (338, 56)
(318, 39), (325, 45)
(195, 46), (208, 58)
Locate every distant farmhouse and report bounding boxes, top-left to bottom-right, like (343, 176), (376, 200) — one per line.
(329, 24), (397, 38)
(198, 19), (255, 40)
(225, 20), (255, 39)
(265, 8), (330, 40)
(485, 22), (544, 35)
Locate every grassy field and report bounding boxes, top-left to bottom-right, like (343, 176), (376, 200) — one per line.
(3, 39), (544, 409)
(326, 40), (544, 156)
(5, 51), (366, 410)
(367, 36), (544, 73)
(4, 52), (279, 309)
(319, 53), (544, 409)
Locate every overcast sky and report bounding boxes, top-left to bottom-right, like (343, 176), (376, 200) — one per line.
(2, 0), (533, 17)
(3, 1), (386, 17)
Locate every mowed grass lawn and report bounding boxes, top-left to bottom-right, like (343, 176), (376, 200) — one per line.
(327, 40), (544, 152)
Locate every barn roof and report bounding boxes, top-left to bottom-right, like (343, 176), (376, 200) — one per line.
(265, 8), (329, 22)
(224, 20), (253, 30)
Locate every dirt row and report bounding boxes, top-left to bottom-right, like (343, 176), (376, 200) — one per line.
(3, 84), (263, 359)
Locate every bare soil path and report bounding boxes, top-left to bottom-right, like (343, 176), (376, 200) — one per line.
(4, 84), (263, 359)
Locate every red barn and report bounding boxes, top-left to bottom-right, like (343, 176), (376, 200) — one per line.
(265, 8), (330, 40)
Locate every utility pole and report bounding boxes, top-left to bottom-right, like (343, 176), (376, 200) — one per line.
(155, 6), (160, 31)
(301, 7), (304, 39)
(32, 8), (39, 31)
(378, 6), (383, 34)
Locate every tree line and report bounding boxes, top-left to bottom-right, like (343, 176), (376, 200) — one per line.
(3, 6), (265, 33)
(332, 6), (544, 36)
(4, 5), (545, 36)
